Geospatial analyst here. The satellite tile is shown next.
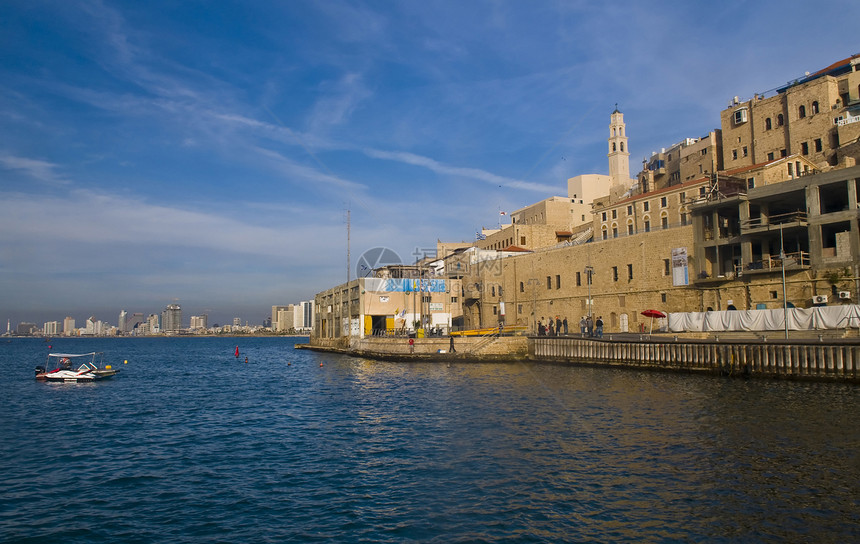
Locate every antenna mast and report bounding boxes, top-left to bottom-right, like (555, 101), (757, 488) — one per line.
(346, 207), (351, 283)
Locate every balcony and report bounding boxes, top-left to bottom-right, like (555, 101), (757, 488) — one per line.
(741, 211), (808, 235)
(742, 251), (811, 275)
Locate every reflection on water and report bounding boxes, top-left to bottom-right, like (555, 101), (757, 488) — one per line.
(0, 337), (857, 543)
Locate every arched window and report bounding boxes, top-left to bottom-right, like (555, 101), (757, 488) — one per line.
(612, 143), (617, 152)
(777, 113), (784, 126)
(811, 101), (819, 114)
(601, 226), (608, 240)
(799, 105), (806, 118)
(765, 117), (772, 130)
(620, 142), (624, 151)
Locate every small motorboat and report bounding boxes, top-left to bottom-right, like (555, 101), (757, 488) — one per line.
(35, 352), (120, 383)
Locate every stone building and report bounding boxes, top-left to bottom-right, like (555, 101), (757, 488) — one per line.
(310, 54), (860, 339)
(638, 131), (723, 191)
(720, 54), (860, 172)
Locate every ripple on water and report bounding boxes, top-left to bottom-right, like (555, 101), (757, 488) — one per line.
(0, 338), (858, 543)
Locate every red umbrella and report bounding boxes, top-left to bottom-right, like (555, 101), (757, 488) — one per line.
(640, 309), (666, 334)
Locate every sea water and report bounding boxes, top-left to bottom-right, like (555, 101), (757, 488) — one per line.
(0, 336), (857, 543)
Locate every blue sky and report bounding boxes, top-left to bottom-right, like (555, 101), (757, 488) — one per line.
(1, 0), (857, 328)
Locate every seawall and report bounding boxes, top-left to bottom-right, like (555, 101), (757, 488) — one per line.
(301, 334), (860, 382)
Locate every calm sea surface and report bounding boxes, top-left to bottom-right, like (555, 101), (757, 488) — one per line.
(1, 336), (858, 543)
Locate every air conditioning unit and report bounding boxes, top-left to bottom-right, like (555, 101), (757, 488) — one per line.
(813, 295), (828, 304)
(839, 291), (851, 300)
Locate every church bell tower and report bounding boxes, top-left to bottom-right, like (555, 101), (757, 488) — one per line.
(607, 105), (630, 185)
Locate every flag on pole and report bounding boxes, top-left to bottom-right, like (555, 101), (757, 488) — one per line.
(499, 211), (506, 216)
(476, 232), (486, 240)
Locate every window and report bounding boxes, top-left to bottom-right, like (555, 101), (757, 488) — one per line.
(801, 142), (809, 155)
(770, 290), (778, 299)
(765, 117), (772, 130)
(661, 216), (668, 229)
(799, 105), (806, 118)
(643, 202), (650, 212)
(519, 281), (524, 293)
(576, 272), (581, 286)
(620, 142), (625, 151)
(660, 197), (667, 207)
(644, 220), (651, 232)
(661, 293), (667, 303)
(777, 114), (784, 126)
(780, 149), (787, 158)
(732, 149), (738, 160)
(611, 266), (618, 282)
(701, 148), (707, 156)
(493, 306), (497, 315)
(663, 259), (670, 275)
(451, 296), (458, 303)
(627, 223), (634, 235)
(815, 138), (822, 152)
(699, 187), (706, 196)
(518, 304), (523, 314)
(612, 209), (617, 219)
(498, 286), (503, 297)
(767, 152), (775, 161)
(612, 142), (617, 152)
(742, 146), (748, 157)
(812, 101), (819, 114)
(602, 227), (608, 240)
(612, 226), (618, 238)
(491, 285), (495, 296)
(601, 211), (607, 221)
(679, 192), (686, 203)
(627, 264), (633, 280)
(556, 275), (561, 289)
(680, 212), (688, 225)
(733, 108), (748, 124)
(788, 163), (794, 176)
(747, 177), (755, 189)
(699, 164), (703, 173)
(627, 205), (633, 215)
(546, 276), (551, 289)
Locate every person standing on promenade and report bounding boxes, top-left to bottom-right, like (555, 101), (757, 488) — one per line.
(408, 337), (414, 354)
(538, 320), (545, 336)
(449, 335), (456, 353)
(580, 316), (587, 336)
(596, 316), (604, 338)
(586, 315), (594, 337)
(548, 320), (555, 336)
(555, 316), (562, 336)
(563, 317), (568, 335)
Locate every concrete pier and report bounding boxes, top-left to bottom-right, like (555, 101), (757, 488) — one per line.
(531, 336), (860, 382)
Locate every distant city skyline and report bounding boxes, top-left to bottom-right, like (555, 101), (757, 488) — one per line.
(1, 1), (857, 326)
(9, 302), (281, 333)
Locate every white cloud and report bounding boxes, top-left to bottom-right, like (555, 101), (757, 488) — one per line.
(0, 154), (68, 185)
(362, 148), (558, 193)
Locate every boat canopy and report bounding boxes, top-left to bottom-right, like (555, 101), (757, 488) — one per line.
(48, 352), (101, 358)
